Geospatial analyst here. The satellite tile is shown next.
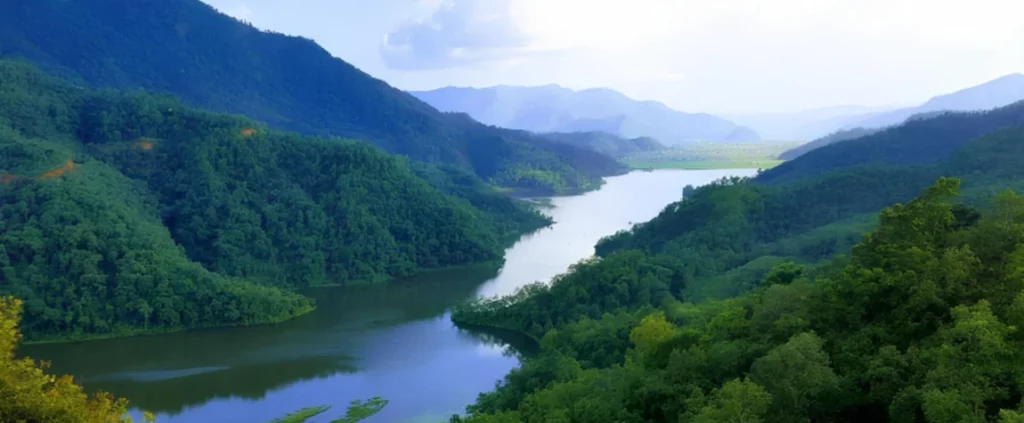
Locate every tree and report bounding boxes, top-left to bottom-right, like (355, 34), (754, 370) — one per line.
(0, 296), (135, 422)
(693, 379), (772, 423)
(749, 333), (839, 422)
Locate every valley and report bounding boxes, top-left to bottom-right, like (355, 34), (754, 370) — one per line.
(2, 1), (1024, 423)
(21, 169), (752, 423)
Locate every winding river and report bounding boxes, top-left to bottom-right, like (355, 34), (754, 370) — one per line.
(22, 168), (755, 423)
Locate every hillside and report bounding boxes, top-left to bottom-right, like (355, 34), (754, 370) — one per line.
(0, 0), (624, 195)
(411, 85), (761, 145)
(537, 132), (664, 158)
(450, 89), (1024, 421)
(0, 60), (550, 340)
(777, 127), (880, 160)
(760, 100), (1024, 184)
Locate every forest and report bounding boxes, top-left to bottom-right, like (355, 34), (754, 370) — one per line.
(0, 60), (550, 341)
(451, 100), (1024, 422)
(0, 0), (626, 196)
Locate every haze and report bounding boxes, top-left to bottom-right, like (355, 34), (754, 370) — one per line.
(202, 0), (1023, 114)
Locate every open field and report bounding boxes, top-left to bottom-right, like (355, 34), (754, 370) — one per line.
(622, 141), (800, 170)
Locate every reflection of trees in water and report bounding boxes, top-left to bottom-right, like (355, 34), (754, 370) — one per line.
(95, 355), (356, 415)
(455, 324), (539, 360)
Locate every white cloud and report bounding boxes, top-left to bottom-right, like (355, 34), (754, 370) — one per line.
(205, 0), (1024, 113)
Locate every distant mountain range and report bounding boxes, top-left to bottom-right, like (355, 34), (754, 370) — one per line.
(843, 73), (1024, 130)
(777, 73), (1024, 159)
(728, 74), (1024, 143)
(410, 85), (761, 145)
(724, 105), (899, 141)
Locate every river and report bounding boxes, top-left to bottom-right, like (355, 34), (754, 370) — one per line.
(22, 168), (755, 423)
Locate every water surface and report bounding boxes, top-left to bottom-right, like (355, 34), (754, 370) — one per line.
(23, 169), (754, 423)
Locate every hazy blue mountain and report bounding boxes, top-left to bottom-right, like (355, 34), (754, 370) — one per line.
(846, 73), (1024, 130)
(724, 105), (898, 140)
(411, 85), (761, 145)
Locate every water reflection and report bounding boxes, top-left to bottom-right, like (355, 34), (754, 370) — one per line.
(21, 169), (755, 423)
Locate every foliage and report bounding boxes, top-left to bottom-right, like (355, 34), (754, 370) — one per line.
(268, 397), (387, 423)
(0, 296), (136, 422)
(452, 179), (1024, 422)
(0, 60), (547, 340)
(0, 0), (625, 195)
(537, 132), (664, 158)
(760, 101), (1024, 184)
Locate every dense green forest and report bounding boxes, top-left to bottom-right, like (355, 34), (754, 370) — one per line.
(0, 0), (626, 195)
(0, 60), (549, 340)
(761, 103), (1024, 184)
(451, 100), (1024, 421)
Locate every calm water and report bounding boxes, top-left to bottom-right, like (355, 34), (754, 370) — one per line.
(22, 169), (755, 423)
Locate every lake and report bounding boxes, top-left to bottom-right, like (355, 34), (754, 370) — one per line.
(21, 168), (756, 423)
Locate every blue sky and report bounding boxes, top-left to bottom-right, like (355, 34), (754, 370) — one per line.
(202, 0), (1024, 114)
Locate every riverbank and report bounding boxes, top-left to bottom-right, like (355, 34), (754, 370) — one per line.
(21, 303), (317, 345)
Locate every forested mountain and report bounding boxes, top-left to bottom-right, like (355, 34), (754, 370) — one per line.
(536, 132), (664, 158)
(0, 0), (624, 195)
(450, 89), (1024, 421)
(0, 60), (549, 341)
(410, 85), (761, 145)
(847, 73), (1024, 130)
(761, 100), (1024, 184)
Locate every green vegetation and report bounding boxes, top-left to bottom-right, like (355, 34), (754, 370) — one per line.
(761, 103), (1024, 184)
(0, 0), (626, 195)
(453, 179), (1024, 422)
(270, 398), (387, 423)
(537, 132), (665, 158)
(451, 100), (1024, 422)
(778, 127), (880, 160)
(0, 60), (549, 341)
(623, 142), (798, 170)
(0, 296), (138, 422)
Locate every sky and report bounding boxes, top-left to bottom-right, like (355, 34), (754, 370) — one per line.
(201, 0), (1024, 114)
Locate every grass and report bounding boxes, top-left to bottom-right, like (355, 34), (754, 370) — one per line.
(622, 142), (799, 171)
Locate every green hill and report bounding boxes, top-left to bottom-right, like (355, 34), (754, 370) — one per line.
(0, 60), (549, 340)
(760, 101), (1024, 184)
(0, 0), (625, 195)
(451, 97), (1024, 422)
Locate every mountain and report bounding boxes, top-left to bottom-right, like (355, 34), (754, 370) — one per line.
(410, 85), (761, 145)
(761, 100), (1024, 184)
(451, 89), (1024, 423)
(537, 132), (664, 158)
(0, 0), (624, 195)
(846, 73), (1024, 130)
(777, 127), (881, 160)
(0, 60), (550, 340)
(724, 104), (898, 140)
